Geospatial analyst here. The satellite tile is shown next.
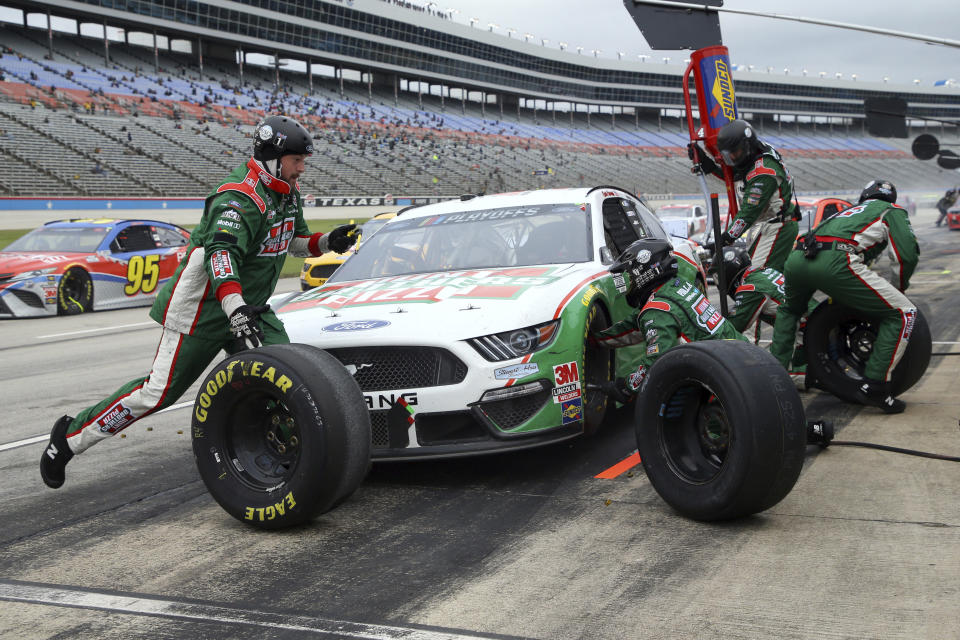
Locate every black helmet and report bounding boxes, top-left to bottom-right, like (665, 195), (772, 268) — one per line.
(253, 115), (313, 163)
(717, 119), (761, 172)
(716, 246), (752, 297)
(609, 238), (678, 306)
(858, 179), (897, 204)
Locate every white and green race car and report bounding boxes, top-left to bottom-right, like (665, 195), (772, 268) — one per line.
(275, 187), (705, 460)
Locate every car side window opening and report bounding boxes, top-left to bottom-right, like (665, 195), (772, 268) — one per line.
(602, 197), (646, 258)
(111, 226), (158, 253)
(153, 226), (189, 248)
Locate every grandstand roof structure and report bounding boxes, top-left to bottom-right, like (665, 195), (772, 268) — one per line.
(7, 0), (960, 123)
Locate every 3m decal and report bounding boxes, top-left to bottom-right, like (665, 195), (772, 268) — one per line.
(124, 254), (160, 295)
(553, 361), (580, 386)
(210, 250), (234, 280)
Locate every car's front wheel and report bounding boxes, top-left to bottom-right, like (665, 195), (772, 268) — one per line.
(57, 267), (93, 315)
(582, 302), (614, 435)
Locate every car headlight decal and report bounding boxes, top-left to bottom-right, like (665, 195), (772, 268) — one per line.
(10, 267), (56, 282)
(468, 320), (560, 362)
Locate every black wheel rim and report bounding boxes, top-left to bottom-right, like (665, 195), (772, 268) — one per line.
(658, 380), (730, 484)
(224, 392), (301, 490)
(60, 271), (87, 309)
(827, 318), (876, 380)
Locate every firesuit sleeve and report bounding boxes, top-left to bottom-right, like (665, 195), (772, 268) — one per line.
(203, 191), (260, 305)
(592, 311), (645, 348)
(287, 192), (326, 257)
(883, 206), (920, 291)
(726, 172), (778, 240)
(621, 309), (681, 394)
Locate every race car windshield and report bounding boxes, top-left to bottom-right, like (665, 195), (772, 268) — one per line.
(3, 226), (110, 253)
(330, 203), (592, 282)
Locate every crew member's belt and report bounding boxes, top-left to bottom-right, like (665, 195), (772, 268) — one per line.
(795, 237), (859, 254)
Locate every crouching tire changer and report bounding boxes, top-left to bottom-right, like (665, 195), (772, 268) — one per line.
(192, 344), (371, 529)
(592, 238), (808, 520)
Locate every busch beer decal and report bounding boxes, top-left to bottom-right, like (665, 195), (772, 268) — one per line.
(210, 250), (234, 280)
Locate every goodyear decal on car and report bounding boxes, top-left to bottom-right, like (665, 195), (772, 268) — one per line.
(281, 267), (562, 311)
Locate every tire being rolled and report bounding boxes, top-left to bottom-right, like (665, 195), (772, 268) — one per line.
(635, 341), (806, 521)
(803, 301), (931, 404)
(192, 344), (371, 529)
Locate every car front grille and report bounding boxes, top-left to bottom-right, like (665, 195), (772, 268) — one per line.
(326, 346), (467, 391)
(478, 387), (552, 430)
(10, 288), (44, 308)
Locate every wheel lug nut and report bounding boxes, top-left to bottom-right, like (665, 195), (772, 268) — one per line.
(271, 415), (280, 426)
(289, 436), (298, 446)
(277, 444), (286, 454)
(266, 431), (275, 441)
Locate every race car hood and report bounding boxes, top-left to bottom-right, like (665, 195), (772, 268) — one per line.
(0, 251), (89, 275)
(277, 263), (608, 344)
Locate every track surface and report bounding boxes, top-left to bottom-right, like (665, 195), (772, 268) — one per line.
(1, 207), (958, 639)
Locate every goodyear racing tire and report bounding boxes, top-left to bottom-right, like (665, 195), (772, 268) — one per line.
(635, 341), (806, 521)
(582, 302), (614, 435)
(57, 267), (93, 315)
(192, 344), (371, 529)
(803, 301), (932, 404)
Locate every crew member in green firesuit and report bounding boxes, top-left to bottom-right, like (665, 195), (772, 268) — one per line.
(688, 119), (799, 272)
(717, 246), (817, 386)
(593, 238), (831, 444)
(40, 115), (359, 488)
(591, 237), (748, 403)
(769, 180), (919, 414)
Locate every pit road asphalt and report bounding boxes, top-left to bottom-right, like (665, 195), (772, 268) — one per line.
(0, 206), (957, 639)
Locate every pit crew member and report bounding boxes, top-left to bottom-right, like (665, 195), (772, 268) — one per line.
(689, 119), (800, 272)
(40, 115), (359, 489)
(769, 180), (919, 414)
(591, 238), (748, 404)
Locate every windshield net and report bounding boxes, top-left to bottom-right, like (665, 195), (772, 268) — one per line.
(331, 203), (591, 282)
(3, 226), (110, 253)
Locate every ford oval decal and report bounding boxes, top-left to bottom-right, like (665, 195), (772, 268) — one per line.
(322, 320), (391, 332)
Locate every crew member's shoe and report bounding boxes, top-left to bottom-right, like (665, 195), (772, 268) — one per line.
(40, 415), (75, 489)
(856, 381), (906, 414)
(806, 419), (834, 447)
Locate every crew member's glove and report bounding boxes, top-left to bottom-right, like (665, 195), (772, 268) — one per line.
(318, 223), (358, 254)
(229, 304), (270, 350)
(687, 142), (721, 177)
(598, 378), (634, 405)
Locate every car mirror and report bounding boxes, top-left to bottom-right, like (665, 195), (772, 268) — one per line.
(599, 246), (615, 265)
